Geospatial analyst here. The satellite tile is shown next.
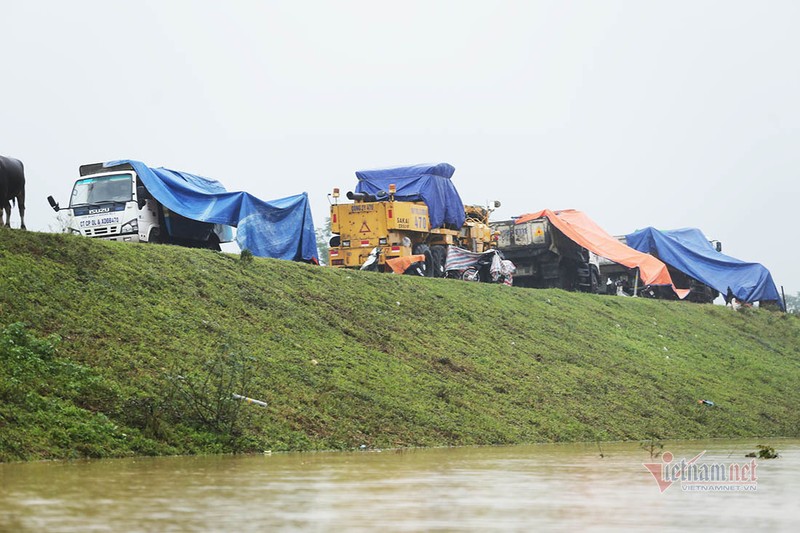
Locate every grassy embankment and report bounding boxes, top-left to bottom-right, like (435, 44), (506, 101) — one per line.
(1, 228), (798, 462)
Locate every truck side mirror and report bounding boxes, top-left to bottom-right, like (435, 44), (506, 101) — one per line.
(715, 241), (722, 252)
(47, 195), (60, 211)
(136, 185), (147, 209)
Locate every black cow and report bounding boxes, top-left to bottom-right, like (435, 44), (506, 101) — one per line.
(0, 155), (26, 229)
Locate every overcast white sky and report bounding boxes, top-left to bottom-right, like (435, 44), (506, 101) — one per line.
(2, 1), (798, 294)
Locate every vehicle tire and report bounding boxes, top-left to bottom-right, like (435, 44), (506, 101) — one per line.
(206, 233), (221, 252)
(412, 243), (432, 277)
(430, 245), (447, 278)
(148, 228), (162, 244)
(423, 250), (435, 277)
(557, 263), (571, 291)
(590, 267), (599, 294)
(461, 267), (481, 282)
(412, 243), (430, 255)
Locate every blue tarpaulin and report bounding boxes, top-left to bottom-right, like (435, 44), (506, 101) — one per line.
(354, 163), (466, 229)
(107, 160), (318, 262)
(626, 227), (782, 308)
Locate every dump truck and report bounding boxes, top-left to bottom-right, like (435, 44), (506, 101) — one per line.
(328, 163), (498, 276)
(490, 215), (600, 292)
(48, 162), (233, 249)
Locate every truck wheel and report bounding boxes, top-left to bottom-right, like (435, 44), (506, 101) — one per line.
(412, 244), (434, 277)
(148, 228), (162, 244)
(430, 245), (447, 278)
(206, 234), (221, 252)
(412, 243), (430, 255)
(557, 264), (571, 291)
(424, 251), (435, 277)
(591, 267), (599, 293)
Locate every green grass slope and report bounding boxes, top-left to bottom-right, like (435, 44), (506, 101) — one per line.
(1, 228), (798, 462)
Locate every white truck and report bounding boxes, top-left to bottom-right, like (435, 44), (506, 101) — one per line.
(490, 216), (600, 292)
(47, 162), (233, 249)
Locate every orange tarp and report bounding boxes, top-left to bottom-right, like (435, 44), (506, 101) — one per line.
(386, 254), (426, 274)
(515, 209), (689, 298)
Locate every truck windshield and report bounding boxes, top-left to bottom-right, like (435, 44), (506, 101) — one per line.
(70, 174), (133, 207)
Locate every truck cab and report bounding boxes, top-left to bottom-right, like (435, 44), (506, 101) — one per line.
(49, 162), (233, 249)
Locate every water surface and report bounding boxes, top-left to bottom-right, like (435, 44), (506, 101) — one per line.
(1, 439), (798, 531)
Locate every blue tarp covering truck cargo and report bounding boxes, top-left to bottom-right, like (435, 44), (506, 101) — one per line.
(355, 163), (466, 229)
(109, 160), (318, 262)
(626, 227), (782, 309)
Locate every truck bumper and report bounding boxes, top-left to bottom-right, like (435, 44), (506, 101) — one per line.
(99, 233), (141, 243)
(329, 245), (411, 269)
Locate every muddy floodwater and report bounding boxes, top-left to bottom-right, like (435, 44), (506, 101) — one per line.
(1, 439), (798, 531)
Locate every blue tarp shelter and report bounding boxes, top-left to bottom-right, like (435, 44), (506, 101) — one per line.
(108, 160), (318, 262)
(626, 227), (782, 309)
(354, 163), (466, 229)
